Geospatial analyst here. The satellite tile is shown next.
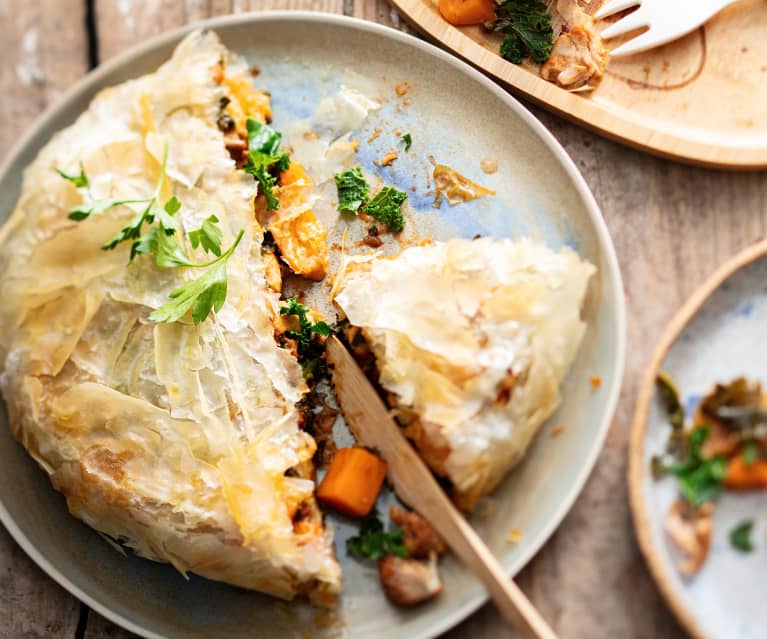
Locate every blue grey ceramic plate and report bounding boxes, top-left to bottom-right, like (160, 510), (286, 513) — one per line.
(631, 241), (767, 639)
(0, 12), (625, 639)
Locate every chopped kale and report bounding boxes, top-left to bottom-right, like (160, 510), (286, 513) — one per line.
(335, 166), (370, 214)
(493, 0), (554, 65)
(364, 186), (407, 233)
(730, 520), (755, 553)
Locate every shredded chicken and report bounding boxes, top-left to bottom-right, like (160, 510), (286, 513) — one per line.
(390, 505), (446, 558)
(262, 251), (282, 292)
(541, 1), (608, 92)
(664, 500), (714, 575)
(378, 553), (443, 606)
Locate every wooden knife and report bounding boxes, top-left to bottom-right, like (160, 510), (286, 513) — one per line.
(326, 335), (558, 639)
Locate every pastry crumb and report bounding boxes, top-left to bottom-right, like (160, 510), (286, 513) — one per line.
(367, 127), (382, 143)
(507, 528), (524, 544)
(381, 150), (398, 166)
(551, 425), (565, 437)
(590, 375), (602, 390)
(480, 157), (499, 174)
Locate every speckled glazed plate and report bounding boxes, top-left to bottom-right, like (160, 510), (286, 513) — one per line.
(0, 12), (625, 639)
(631, 240), (767, 639)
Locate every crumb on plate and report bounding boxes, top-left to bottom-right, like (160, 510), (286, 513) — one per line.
(367, 127), (382, 143)
(507, 528), (524, 544)
(381, 150), (398, 166)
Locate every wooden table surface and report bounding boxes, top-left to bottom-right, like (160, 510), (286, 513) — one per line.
(2, 1), (764, 638)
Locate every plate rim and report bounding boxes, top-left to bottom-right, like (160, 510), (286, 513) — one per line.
(0, 10), (627, 639)
(629, 238), (767, 639)
(389, 0), (767, 170)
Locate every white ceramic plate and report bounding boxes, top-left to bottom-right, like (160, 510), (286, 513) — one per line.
(0, 12), (625, 639)
(631, 240), (767, 639)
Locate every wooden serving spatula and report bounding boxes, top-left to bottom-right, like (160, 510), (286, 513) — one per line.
(326, 336), (558, 639)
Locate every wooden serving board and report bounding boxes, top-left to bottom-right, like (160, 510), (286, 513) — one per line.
(389, 0), (767, 169)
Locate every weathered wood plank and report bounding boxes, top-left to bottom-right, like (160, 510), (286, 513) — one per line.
(0, 0), (90, 155)
(84, 609), (136, 639)
(352, 0), (414, 31)
(0, 1), (89, 636)
(93, 0), (344, 61)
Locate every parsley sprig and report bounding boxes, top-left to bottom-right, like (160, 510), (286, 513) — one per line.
(149, 230), (244, 325)
(57, 144), (244, 324)
(346, 513), (408, 561)
(243, 119), (291, 211)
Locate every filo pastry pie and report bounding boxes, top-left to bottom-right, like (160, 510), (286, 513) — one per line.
(0, 32), (339, 604)
(332, 238), (595, 510)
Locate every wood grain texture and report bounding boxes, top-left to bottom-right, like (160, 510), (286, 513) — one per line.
(93, 0), (344, 61)
(390, 0), (767, 169)
(0, 1), (89, 636)
(2, 1), (767, 638)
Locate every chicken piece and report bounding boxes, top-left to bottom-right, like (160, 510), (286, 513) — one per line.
(390, 505), (446, 559)
(541, 25), (607, 91)
(378, 553), (443, 606)
(262, 251), (282, 292)
(541, 1), (608, 92)
(664, 500), (714, 575)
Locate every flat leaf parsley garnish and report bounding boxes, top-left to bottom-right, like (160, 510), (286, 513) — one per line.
(279, 296), (332, 381)
(243, 118), (291, 212)
(492, 0), (554, 65)
(730, 520), (755, 553)
(56, 163), (90, 189)
(334, 166), (370, 214)
(149, 230), (244, 325)
(364, 186), (408, 233)
(401, 133), (412, 152)
(346, 513), (408, 561)
(189, 214), (224, 257)
(56, 144), (243, 325)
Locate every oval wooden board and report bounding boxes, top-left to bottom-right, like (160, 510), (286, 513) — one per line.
(390, 0), (767, 169)
(629, 238), (767, 639)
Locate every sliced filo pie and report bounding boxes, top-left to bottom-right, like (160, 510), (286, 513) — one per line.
(0, 32), (339, 604)
(332, 238), (595, 510)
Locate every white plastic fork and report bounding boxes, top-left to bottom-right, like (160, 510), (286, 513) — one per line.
(596, 0), (744, 57)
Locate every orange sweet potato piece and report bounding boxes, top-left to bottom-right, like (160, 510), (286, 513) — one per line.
(317, 448), (388, 518)
(724, 456), (767, 490)
(438, 0), (495, 26)
(269, 162), (328, 281)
